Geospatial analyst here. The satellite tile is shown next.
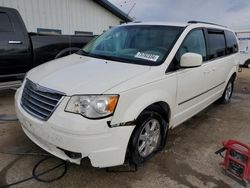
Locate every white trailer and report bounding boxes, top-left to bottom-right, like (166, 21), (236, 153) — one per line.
(236, 31), (250, 68)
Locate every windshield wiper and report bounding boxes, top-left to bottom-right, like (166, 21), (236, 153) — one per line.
(77, 49), (90, 56)
(88, 53), (132, 63)
(94, 54), (120, 62)
(77, 50), (111, 60)
(77, 50), (133, 64)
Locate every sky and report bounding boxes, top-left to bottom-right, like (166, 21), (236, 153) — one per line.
(108, 0), (250, 30)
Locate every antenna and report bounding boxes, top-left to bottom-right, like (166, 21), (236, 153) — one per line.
(127, 2), (136, 17)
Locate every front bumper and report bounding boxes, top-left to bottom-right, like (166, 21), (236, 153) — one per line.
(15, 88), (135, 168)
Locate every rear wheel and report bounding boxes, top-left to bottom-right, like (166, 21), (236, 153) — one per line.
(220, 78), (234, 104)
(128, 107), (167, 165)
(245, 61), (250, 68)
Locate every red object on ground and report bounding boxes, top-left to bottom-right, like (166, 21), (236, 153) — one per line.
(218, 140), (250, 182)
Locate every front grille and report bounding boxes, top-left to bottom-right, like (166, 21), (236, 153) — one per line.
(21, 79), (64, 120)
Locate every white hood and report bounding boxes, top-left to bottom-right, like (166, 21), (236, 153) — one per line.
(27, 54), (150, 95)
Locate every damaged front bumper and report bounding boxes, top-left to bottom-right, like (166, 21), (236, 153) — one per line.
(15, 89), (135, 168)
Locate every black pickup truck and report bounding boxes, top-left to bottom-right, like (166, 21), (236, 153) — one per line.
(0, 7), (94, 84)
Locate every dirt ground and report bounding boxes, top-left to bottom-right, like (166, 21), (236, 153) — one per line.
(0, 68), (250, 188)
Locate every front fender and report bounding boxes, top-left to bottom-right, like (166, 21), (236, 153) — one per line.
(110, 77), (177, 126)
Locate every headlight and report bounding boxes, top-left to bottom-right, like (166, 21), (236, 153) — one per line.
(65, 95), (119, 119)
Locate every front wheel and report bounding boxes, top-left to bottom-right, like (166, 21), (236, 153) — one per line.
(220, 78), (234, 104)
(128, 109), (166, 165)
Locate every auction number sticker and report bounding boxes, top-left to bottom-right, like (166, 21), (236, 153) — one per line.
(135, 52), (159, 62)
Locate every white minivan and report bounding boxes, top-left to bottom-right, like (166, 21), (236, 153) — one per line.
(15, 21), (239, 168)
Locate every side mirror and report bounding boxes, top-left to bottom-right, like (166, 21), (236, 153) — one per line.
(180, 53), (202, 68)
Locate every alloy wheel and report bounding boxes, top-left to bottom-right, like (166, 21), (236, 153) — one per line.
(225, 82), (233, 101)
(137, 119), (161, 157)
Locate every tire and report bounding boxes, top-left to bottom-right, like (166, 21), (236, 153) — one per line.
(128, 107), (168, 165)
(245, 61), (250, 68)
(220, 78), (234, 104)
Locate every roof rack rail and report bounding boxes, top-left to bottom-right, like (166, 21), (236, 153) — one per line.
(188, 21), (227, 28)
(132, 20), (142, 23)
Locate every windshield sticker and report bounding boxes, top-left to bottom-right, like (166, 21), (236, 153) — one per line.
(135, 52), (160, 62)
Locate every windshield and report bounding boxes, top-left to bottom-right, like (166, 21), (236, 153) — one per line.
(79, 25), (184, 66)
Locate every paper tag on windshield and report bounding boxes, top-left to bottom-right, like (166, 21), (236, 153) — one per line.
(135, 52), (159, 62)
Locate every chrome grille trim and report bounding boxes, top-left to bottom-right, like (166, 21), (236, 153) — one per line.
(21, 79), (65, 121)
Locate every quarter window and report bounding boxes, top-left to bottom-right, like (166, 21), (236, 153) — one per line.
(207, 30), (226, 60)
(0, 12), (13, 32)
(225, 31), (238, 54)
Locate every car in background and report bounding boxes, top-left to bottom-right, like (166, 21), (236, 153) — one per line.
(0, 7), (93, 85)
(15, 21), (239, 168)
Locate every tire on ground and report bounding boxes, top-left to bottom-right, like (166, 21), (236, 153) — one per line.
(128, 105), (168, 165)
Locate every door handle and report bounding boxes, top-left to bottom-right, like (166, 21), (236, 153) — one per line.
(8, 41), (22, 44)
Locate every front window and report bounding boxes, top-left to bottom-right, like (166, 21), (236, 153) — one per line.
(175, 29), (207, 64)
(78, 25), (184, 66)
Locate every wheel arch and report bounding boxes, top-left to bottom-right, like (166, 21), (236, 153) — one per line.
(231, 72), (237, 82)
(137, 101), (171, 123)
(225, 69), (237, 89)
(220, 71), (236, 104)
(129, 101), (171, 153)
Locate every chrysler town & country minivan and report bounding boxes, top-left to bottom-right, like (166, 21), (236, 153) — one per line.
(15, 21), (239, 167)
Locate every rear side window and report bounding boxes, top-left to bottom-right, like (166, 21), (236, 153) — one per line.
(0, 12), (13, 32)
(225, 30), (238, 54)
(175, 29), (207, 63)
(207, 30), (226, 60)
